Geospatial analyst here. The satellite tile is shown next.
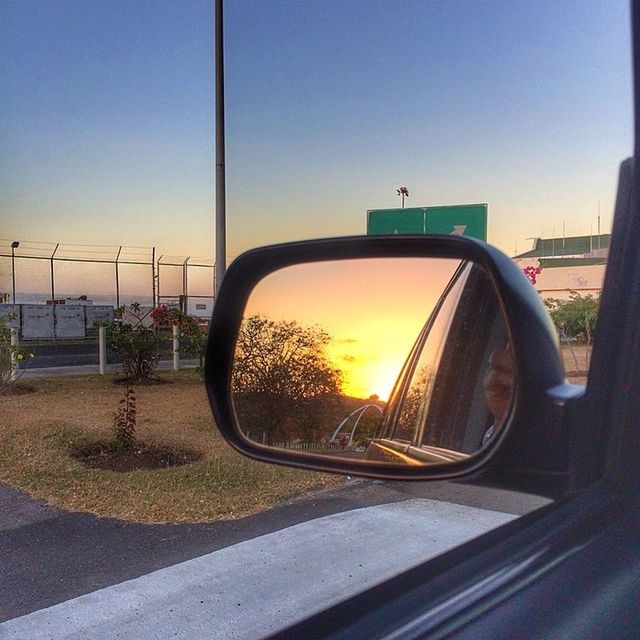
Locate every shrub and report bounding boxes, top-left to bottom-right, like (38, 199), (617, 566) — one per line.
(104, 303), (167, 382)
(103, 303), (207, 381)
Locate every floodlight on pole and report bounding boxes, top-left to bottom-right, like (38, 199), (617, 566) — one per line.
(396, 187), (409, 209)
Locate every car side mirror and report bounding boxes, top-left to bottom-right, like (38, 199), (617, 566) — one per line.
(205, 236), (568, 481)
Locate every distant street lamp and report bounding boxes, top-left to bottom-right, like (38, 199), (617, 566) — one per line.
(396, 186), (409, 209)
(11, 241), (19, 304)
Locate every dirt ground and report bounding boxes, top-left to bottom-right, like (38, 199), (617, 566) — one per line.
(560, 344), (591, 384)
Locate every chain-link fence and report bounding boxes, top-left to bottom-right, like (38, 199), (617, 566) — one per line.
(0, 239), (215, 315)
(157, 255), (215, 317)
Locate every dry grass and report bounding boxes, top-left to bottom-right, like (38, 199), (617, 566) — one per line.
(0, 372), (342, 523)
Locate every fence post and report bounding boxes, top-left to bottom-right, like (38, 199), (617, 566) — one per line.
(151, 247), (157, 307)
(98, 326), (106, 375)
(50, 243), (59, 342)
(10, 329), (19, 379)
(172, 325), (180, 372)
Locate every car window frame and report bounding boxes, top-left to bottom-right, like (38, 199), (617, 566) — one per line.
(376, 262), (509, 458)
(380, 261), (470, 440)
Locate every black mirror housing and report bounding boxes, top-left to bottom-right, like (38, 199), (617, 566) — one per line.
(205, 235), (570, 487)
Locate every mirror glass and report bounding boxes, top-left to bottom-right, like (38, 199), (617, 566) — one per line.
(231, 257), (514, 467)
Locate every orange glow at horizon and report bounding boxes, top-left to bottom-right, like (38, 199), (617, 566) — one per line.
(325, 314), (425, 401)
(243, 257), (461, 401)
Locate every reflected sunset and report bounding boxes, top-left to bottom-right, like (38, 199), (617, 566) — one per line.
(243, 257), (461, 401)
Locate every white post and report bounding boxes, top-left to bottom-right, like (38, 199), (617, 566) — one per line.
(98, 326), (106, 375)
(10, 329), (19, 380)
(172, 325), (180, 372)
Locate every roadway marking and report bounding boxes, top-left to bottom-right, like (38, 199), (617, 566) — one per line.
(0, 498), (515, 640)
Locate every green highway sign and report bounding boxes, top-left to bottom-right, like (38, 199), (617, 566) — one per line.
(367, 203), (487, 241)
(365, 208), (424, 235)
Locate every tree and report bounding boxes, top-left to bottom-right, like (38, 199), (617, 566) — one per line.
(232, 315), (344, 443)
(544, 292), (599, 372)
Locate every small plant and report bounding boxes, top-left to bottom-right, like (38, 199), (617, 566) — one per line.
(0, 313), (35, 392)
(113, 383), (137, 450)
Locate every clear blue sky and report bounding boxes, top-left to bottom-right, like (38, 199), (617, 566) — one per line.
(1, 0), (633, 260)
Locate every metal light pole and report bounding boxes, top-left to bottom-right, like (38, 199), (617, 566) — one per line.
(215, 0), (227, 296)
(11, 241), (19, 304)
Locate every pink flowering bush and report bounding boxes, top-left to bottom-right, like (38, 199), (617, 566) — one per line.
(522, 265), (542, 285)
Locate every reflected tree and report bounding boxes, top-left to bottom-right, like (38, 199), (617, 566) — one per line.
(232, 315), (344, 443)
(394, 366), (432, 442)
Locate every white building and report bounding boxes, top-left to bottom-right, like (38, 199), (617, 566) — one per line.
(514, 234), (610, 300)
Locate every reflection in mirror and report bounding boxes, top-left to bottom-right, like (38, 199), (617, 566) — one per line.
(231, 257), (514, 467)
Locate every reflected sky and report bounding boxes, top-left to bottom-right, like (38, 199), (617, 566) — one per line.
(244, 257), (460, 400)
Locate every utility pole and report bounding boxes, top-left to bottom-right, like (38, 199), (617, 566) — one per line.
(215, 0), (227, 296)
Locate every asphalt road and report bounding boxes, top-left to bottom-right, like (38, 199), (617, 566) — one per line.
(0, 479), (549, 634)
(20, 341), (193, 370)
(23, 340), (111, 368)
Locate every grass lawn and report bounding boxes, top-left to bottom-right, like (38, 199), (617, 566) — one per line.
(0, 371), (342, 523)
